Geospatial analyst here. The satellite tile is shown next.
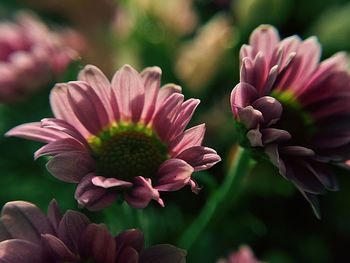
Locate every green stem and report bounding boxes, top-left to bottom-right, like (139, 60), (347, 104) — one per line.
(178, 146), (252, 250)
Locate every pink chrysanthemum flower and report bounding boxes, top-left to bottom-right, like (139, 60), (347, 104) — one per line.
(231, 25), (350, 217)
(7, 64), (221, 210)
(0, 12), (79, 103)
(0, 200), (186, 263)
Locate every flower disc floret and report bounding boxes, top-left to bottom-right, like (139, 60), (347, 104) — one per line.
(90, 123), (168, 180)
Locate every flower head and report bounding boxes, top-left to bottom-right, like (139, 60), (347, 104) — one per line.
(0, 12), (79, 103)
(0, 200), (186, 263)
(217, 246), (261, 263)
(7, 64), (221, 210)
(231, 25), (350, 217)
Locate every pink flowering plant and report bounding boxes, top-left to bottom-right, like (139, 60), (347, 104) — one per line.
(2, 2), (350, 262)
(0, 12), (80, 103)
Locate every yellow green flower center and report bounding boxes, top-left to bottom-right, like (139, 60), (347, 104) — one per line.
(89, 123), (168, 181)
(271, 91), (317, 144)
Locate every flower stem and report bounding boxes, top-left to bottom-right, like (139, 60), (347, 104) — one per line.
(178, 146), (252, 250)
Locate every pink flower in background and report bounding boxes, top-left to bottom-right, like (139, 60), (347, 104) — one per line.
(0, 12), (80, 103)
(217, 246), (261, 263)
(0, 200), (186, 263)
(231, 24), (350, 217)
(7, 64), (221, 210)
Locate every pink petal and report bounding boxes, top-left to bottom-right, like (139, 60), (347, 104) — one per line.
(0, 239), (45, 263)
(230, 82), (258, 116)
(41, 234), (77, 261)
(1, 201), (54, 245)
(168, 98), (200, 142)
(118, 247), (139, 263)
(140, 66), (162, 124)
(111, 64), (145, 122)
(155, 84), (182, 112)
(152, 93), (184, 142)
(115, 229), (144, 255)
(169, 124), (206, 156)
(124, 177), (164, 208)
(57, 211), (90, 253)
(176, 146), (221, 171)
(75, 173), (118, 211)
(78, 64), (114, 122)
(246, 128), (263, 147)
(79, 224), (116, 263)
(249, 24), (280, 63)
(261, 128), (291, 144)
(50, 83), (90, 137)
(237, 106), (263, 130)
(91, 176), (133, 188)
(34, 138), (86, 159)
(5, 122), (66, 143)
(252, 96), (282, 126)
(46, 151), (96, 183)
(40, 118), (88, 146)
(66, 81), (109, 135)
(47, 199), (61, 232)
(155, 159), (194, 192)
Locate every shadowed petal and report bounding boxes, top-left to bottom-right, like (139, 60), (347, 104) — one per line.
(1, 201), (54, 244)
(57, 210), (90, 253)
(47, 199), (61, 232)
(118, 246), (139, 263)
(75, 174), (118, 211)
(115, 229), (144, 256)
(237, 106), (263, 130)
(79, 224), (116, 263)
(46, 151), (95, 183)
(124, 177), (164, 208)
(0, 239), (45, 263)
(155, 159), (194, 191)
(141, 244), (187, 263)
(41, 234), (77, 261)
(252, 96), (282, 126)
(176, 146), (221, 171)
(261, 128), (291, 144)
(155, 84), (182, 112)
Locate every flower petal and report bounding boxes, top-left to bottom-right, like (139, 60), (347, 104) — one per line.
(34, 138), (86, 159)
(252, 96), (282, 126)
(124, 177), (164, 208)
(169, 124), (206, 156)
(230, 82), (259, 116)
(78, 64), (114, 122)
(0, 201), (54, 245)
(47, 199), (61, 232)
(0, 239), (45, 263)
(115, 229), (144, 255)
(75, 174), (118, 211)
(140, 66), (162, 124)
(5, 122), (65, 143)
(79, 224), (116, 263)
(57, 210), (90, 253)
(176, 146), (221, 171)
(91, 176), (133, 188)
(140, 244), (187, 263)
(111, 64), (145, 122)
(155, 159), (194, 192)
(46, 151), (95, 183)
(50, 83), (90, 137)
(41, 234), (77, 261)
